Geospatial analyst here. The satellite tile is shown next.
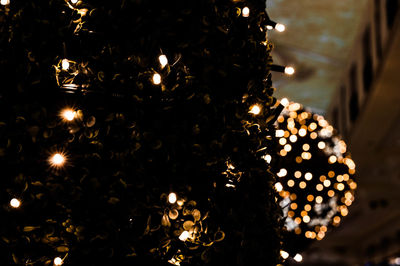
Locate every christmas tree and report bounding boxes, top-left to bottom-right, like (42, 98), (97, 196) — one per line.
(0, 0), (286, 265)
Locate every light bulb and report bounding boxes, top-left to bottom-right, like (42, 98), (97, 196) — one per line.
(54, 257), (63, 266)
(1, 0), (10, 5)
(249, 104), (261, 115)
(242, 7), (250, 17)
(71, 0), (78, 3)
(179, 231), (189, 241)
(294, 253), (303, 262)
(274, 182), (283, 192)
(168, 193), (177, 204)
(284, 66), (295, 75)
(275, 23), (286, 32)
(158, 55), (168, 68)
(50, 153), (66, 167)
(61, 109), (76, 121)
(280, 98), (289, 107)
(10, 198), (21, 208)
(266, 25), (274, 30)
(61, 59), (70, 70)
(152, 73), (161, 85)
(280, 250), (289, 259)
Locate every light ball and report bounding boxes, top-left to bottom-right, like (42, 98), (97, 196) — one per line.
(152, 73), (161, 85)
(275, 23), (286, 32)
(242, 7), (250, 17)
(168, 192), (177, 204)
(10, 198), (21, 208)
(53, 257), (63, 266)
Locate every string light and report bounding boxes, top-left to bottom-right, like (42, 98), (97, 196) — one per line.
(280, 250), (289, 259)
(280, 98), (289, 107)
(179, 231), (190, 241)
(152, 73), (161, 85)
(242, 7), (250, 17)
(49, 153), (66, 168)
(0, 0), (10, 5)
(168, 192), (177, 204)
(61, 59), (70, 70)
(71, 0), (78, 3)
(274, 182), (283, 192)
(10, 198), (21, 208)
(275, 23), (286, 32)
(249, 104), (261, 115)
(53, 257), (63, 266)
(159, 54), (168, 68)
(61, 108), (76, 121)
(284, 66), (295, 75)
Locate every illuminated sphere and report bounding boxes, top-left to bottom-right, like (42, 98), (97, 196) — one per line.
(242, 7), (250, 17)
(71, 0), (78, 4)
(62, 109), (76, 121)
(53, 257), (63, 266)
(249, 104), (261, 115)
(0, 0), (10, 5)
(158, 54), (168, 68)
(168, 192), (177, 204)
(61, 59), (70, 70)
(284, 66), (295, 75)
(152, 73), (161, 85)
(10, 198), (21, 208)
(271, 100), (357, 254)
(50, 153), (66, 167)
(275, 23), (286, 32)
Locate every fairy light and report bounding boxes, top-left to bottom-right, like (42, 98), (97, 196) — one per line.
(61, 59), (70, 70)
(275, 23), (286, 32)
(71, 0), (78, 3)
(284, 66), (295, 75)
(159, 54), (168, 68)
(242, 7), (250, 17)
(168, 193), (177, 204)
(0, 0), (10, 5)
(53, 257), (63, 266)
(274, 182), (283, 192)
(50, 153), (66, 167)
(249, 104), (261, 115)
(179, 231), (190, 241)
(10, 198), (21, 208)
(280, 250), (289, 259)
(61, 108), (76, 121)
(152, 73), (161, 85)
(280, 98), (289, 107)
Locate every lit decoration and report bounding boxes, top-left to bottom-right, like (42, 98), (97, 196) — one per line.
(61, 108), (77, 121)
(168, 192), (177, 204)
(284, 66), (295, 75)
(158, 54), (168, 68)
(293, 253), (303, 262)
(53, 257), (63, 266)
(10, 198), (21, 208)
(275, 23), (286, 32)
(249, 104), (261, 115)
(242, 7), (250, 17)
(271, 100), (357, 255)
(61, 59), (70, 70)
(70, 0), (78, 4)
(152, 73), (161, 85)
(1, 0), (10, 5)
(280, 250), (289, 259)
(49, 153), (66, 168)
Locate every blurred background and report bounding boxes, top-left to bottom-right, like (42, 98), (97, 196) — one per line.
(267, 0), (400, 265)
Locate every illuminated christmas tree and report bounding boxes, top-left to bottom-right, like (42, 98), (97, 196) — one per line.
(0, 0), (290, 265)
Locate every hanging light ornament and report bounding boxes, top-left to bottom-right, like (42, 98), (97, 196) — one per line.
(271, 100), (357, 256)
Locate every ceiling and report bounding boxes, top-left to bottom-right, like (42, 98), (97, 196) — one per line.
(267, 0), (368, 113)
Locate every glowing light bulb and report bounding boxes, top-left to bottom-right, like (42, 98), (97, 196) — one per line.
(275, 23), (286, 32)
(249, 104), (261, 115)
(304, 172), (312, 181)
(159, 54), (168, 68)
(274, 182), (283, 192)
(50, 153), (66, 167)
(71, 0), (78, 3)
(10, 198), (21, 208)
(61, 59), (70, 70)
(266, 25), (274, 30)
(61, 109), (76, 121)
(280, 97), (289, 107)
(280, 250), (289, 259)
(284, 66), (295, 75)
(242, 7), (250, 17)
(294, 253), (303, 262)
(262, 154), (272, 163)
(168, 193), (177, 204)
(54, 257), (63, 266)
(152, 73), (161, 85)
(179, 231), (190, 241)
(1, 0), (10, 5)
(277, 168), (287, 177)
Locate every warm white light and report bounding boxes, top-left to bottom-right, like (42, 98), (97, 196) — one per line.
(61, 59), (70, 70)
(159, 54), (168, 68)
(242, 7), (250, 17)
(61, 109), (76, 121)
(54, 257), (63, 266)
(275, 23), (286, 32)
(318, 141), (326, 149)
(277, 168), (287, 177)
(280, 98), (289, 107)
(289, 135), (297, 143)
(304, 172), (313, 181)
(284, 66), (295, 75)
(262, 154), (272, 164)
(179, 231), (190, 241)
(168, 193), (177, 204)
(249, 104), (261, 115)
(10, 198), (21, 208)
(50, 153), (66, 167)
(152, 73), (161, 85)
(1, 0), (10, 5)
(280, 250), (289, 259)
(71, 0), (78, 3)
(274, 182), (283, 192)
(276, 129), (284, 138)
(294, 253), (303, 262)
(266, 25), (274, 30)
